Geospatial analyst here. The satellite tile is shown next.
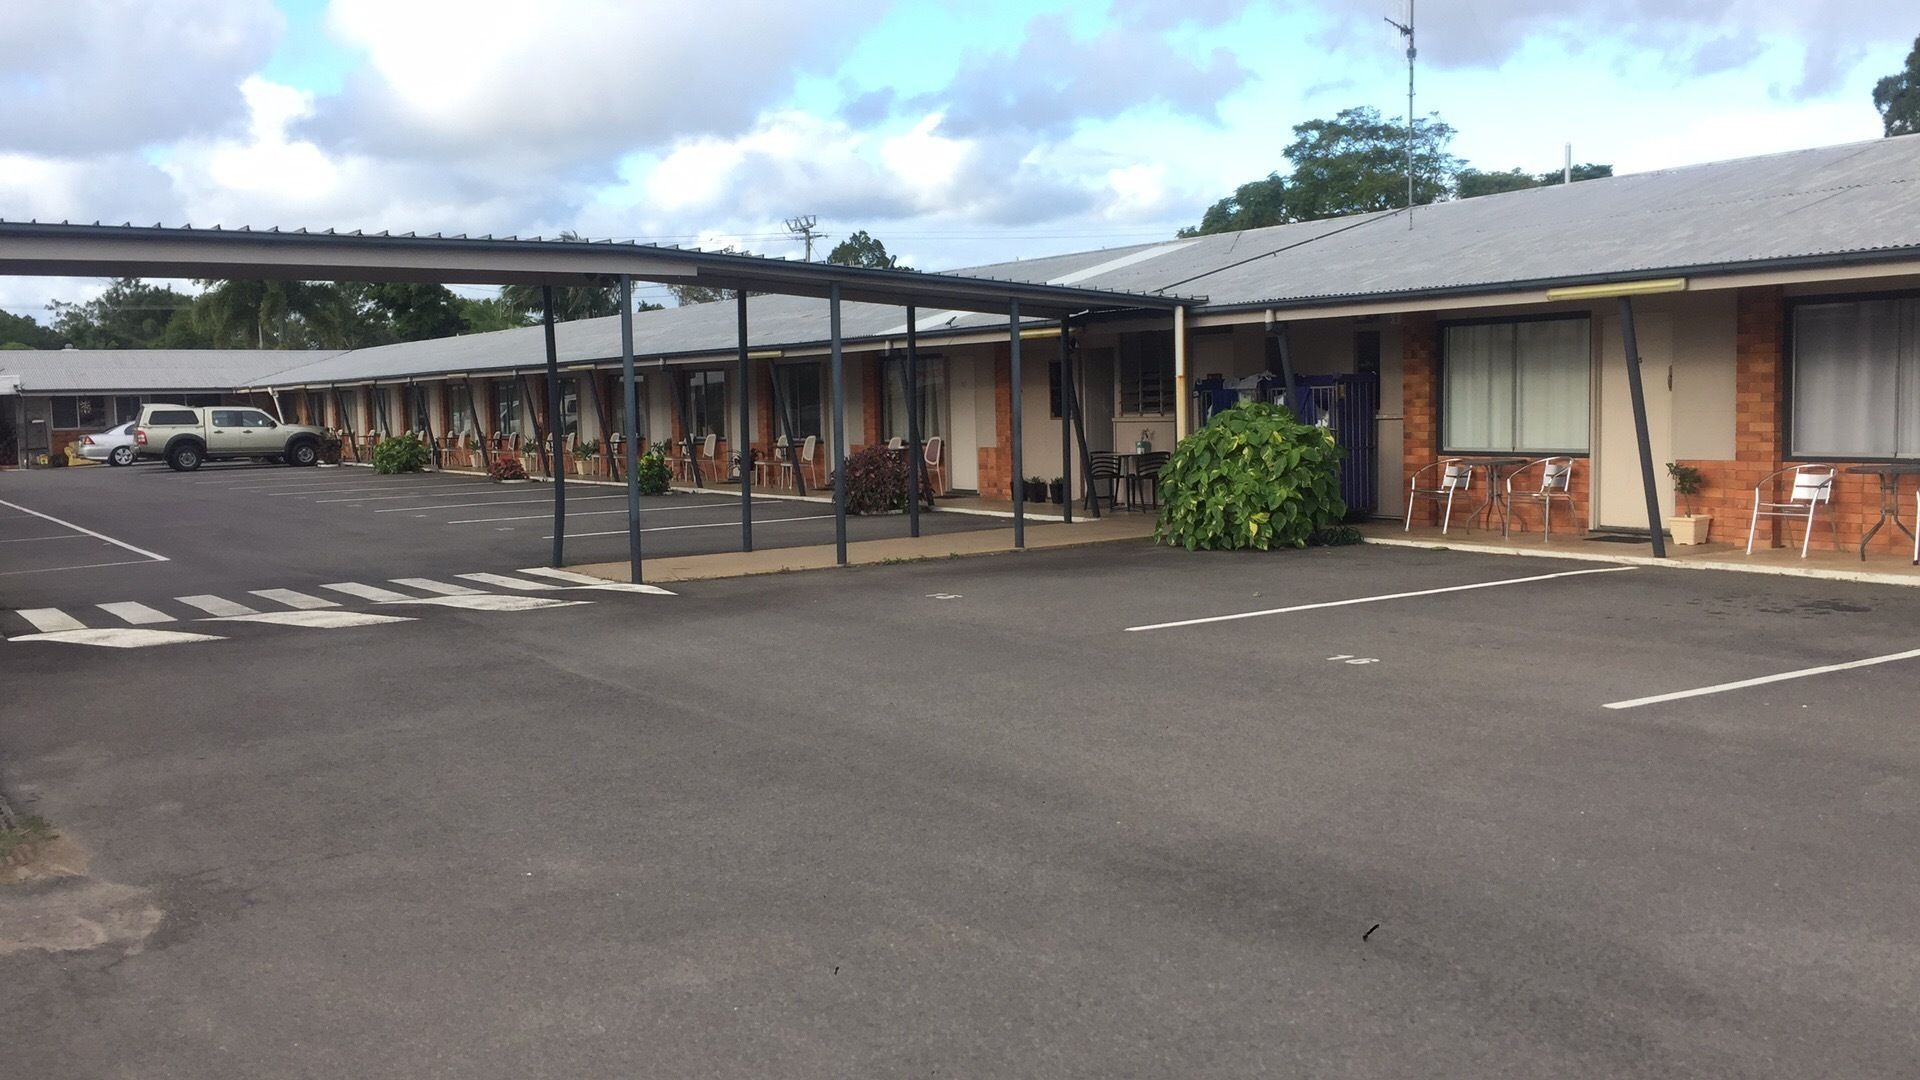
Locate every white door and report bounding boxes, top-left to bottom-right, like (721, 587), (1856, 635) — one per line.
(1597, 310), (1674, 528)
(948, 354), (978, 490)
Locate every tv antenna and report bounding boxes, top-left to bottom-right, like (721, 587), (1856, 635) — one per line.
(784, 215), (823, 261)
(1384, 2), (1416, 229)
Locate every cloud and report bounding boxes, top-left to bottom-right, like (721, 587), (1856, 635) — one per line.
(1309, 0), (1906, 97)
(0, 0), (282, 155)
(897, 11), (1252, 138)
(299, 0), (889, 175)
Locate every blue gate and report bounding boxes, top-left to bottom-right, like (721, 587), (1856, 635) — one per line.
(1195, 373), (1380, 516)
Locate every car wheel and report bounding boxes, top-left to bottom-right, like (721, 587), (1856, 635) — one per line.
(287, 439), (320, 467)
(167, 444), (203, 472)
(110, 445), (135, 466)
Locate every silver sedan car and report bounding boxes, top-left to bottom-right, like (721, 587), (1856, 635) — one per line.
(78, 421), (139, 466)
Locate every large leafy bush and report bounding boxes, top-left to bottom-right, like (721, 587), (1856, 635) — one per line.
(635, 448), (672, 495)
(839, 444), (914, 514)
(371, 433), (430, 474)
(1153, 401), (1346, 551)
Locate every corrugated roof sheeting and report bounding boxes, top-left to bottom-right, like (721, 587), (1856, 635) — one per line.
(1, 349), (339, 392)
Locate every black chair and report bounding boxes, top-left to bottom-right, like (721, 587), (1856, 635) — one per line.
(1087, 453), (1124, 510)
(1129, 451), (1171, 510)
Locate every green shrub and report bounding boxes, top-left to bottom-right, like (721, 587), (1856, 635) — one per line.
(635, 448), (672, 495)
(1153, 401), (1346, 551)
(371, 433), (430, 474)
(840, 444), (910, 514)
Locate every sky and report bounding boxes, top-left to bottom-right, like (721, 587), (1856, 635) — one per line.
(0, 0), (1910, 321)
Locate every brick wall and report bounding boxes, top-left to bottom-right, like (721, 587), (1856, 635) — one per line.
(1400, 312), (1440, 526)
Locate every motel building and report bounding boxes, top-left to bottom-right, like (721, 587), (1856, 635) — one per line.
(6, 134), (1920, 556)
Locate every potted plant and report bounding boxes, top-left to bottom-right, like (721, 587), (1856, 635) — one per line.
(1665, 462), (1711, 544)
(1024, 476), (1049, 503)
(573, 439), (600, 476)
(1047, 476), (1066, 504)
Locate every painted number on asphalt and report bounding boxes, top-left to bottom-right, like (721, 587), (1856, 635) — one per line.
(1326, 654), (1380, 665)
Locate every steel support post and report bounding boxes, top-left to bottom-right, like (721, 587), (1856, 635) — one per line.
(906, 309), (923, 538)
(1618, 296), (1668, 558)
(737, 291), (753, 552)
(619, 276), (643, 583)
(542, 287), (566, 567)
(829, 283), (848, 565)
(1010, 300), (1025, 549)
(1058, 321), (1072, 524)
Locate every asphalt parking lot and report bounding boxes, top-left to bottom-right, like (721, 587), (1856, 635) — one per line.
(4, 475), (1918, 1077)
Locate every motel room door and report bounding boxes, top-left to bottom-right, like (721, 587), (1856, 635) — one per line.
(1596, 309), (1675, 528)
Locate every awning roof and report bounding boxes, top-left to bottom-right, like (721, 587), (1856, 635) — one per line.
(0, 221), (1201, 319)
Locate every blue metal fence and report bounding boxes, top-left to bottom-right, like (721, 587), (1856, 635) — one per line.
(1193, 372), (1380, 515)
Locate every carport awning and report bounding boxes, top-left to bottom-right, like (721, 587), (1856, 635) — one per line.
(0, 221), (1202, 319)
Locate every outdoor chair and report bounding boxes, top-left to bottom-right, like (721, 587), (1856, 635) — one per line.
(1129, 451), (1171, 510)
(1748, 464), (1839, 558)
(1405, 458), (1474, 534)
(759, 436), (790, 489)
(700, 433), (721, 486)
(1504, 457), (1577, 541)
(1913, 489), (1918, 565)
(921, 436), (945, 496)
(799, 434), (823, 489)
(1088, 452), (1125, 510)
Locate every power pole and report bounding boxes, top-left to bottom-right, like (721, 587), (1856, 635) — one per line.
(1385, 2), (1416, 229)
(784, 215), (822, 262)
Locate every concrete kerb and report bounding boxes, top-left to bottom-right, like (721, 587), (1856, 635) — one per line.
(1363, 534), (1920, 588)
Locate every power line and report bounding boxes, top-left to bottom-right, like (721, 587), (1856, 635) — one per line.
(783, 215), (824, 262)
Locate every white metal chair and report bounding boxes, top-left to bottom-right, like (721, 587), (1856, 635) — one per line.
(1504, 457), (1577, 541)
(923, 436), (945, 497)
(1405, 458), (1475, 534)
(759, 435), (790, 489)
(886, 436), (904, 451)
(799, 434), (822, 489)
(700, 433), (721, 486)
(1747, 464), (1839, 557)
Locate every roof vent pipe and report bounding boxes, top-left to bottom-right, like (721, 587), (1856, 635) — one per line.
(1564, 143), (1572, 186)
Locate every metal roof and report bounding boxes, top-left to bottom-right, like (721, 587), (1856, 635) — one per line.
(0, 349), (338, 393)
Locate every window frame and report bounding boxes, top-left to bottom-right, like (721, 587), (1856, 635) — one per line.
(1116, 331), (1175, 418)
(1437, 312), (1593, 457)
(682, 369), (728, 440)
(1784, 288), (1920, 463)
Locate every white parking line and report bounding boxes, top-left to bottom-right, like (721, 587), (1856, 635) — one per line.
(1603, 647), (1920, 710)
(311, 485), (504, 502)
(97, 601), (175, 625)
(251, 588), (339, 610)
(177, 594), (259, 616)
(456, 572), (562, 591)
(268, 483), (498, 497)
(204, 610), (415, 629)
(18, 608), (87, 632)
(445, 501), (737, 524)
(554, 513), (837, 539)
(0, 498), (169, 562)
(389, 577), (484, 595)
(1124, 566), (1637, 632)
(0, 534), (84, 544)
(0, 558), (161, 578)
(373, 494), (631, 513)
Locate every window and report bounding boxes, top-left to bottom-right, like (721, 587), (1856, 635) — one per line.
(1791, 297), (1920, 458)
(1049, 360), (1064, 419)
(683, 370), (727, 439)
(446, 386), (475, 437)
(881, 356), (946, 441)
(114, 396), (143, 424)
(491, 380), (520, 437)
(608, 375), (647, 442)
(558, 378), (580, 440)
(774, 364), (823, 440)
(184, 394), (222, 407)
(1442, 318), (1590, 453)
(52, 395), (110, 429)
(147, 409), (197, 426)
(304, 391), (327, 426)
(408, 386), (431, 433)
(1117, 331), (1174, 416)
(210, 410), (251, 427)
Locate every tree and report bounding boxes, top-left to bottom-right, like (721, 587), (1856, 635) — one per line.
(663, 246), (756, 306)
(1180, 106), (1462, 235)
(1455, 162), (1613, 199)
(191, 279), (338, 348)
(363, 283), (467, 342)
(826, 230), (907, 270)
(47, 278), (202, 349)
(0, 309), (61, 349)
(1875, 35), (1920, 136)
(458, 296), (533, 334)
(497, 232), (664, 322)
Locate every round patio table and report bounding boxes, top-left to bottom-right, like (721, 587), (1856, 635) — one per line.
(1842, 463), (1920, 561)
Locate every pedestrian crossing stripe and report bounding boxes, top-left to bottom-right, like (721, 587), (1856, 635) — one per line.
(251, 588), (337, 609)
(97, 601), (173, 625)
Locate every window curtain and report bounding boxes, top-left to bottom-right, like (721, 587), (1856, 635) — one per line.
(1443, 324), (1512, 451)
(1444, 319), (1589, 452)
(1791, 299), (1906, 457)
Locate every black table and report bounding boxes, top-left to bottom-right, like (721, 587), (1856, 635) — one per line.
(1843, 463), (1920, 561)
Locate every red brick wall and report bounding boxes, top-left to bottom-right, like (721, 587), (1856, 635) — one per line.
(977, 345), (1014, 499)
(1400, 312), (1440, 525)
(859, 355), (882, 453)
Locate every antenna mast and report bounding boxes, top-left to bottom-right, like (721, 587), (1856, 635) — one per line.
(784, 215), (823, 262)
(1385, 2), (1416, 229)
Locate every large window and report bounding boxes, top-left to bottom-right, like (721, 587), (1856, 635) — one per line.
(608, 375), (647, 443)
(407, 385), (431, 434)
(1117, 331), (1174, 416)
(491, 380), (520, 437)
(683, 370), (727, 439)
(558, 378), (580, 440)
(1443, 317), (1590, 453)
(881, 356), (946, 441)
(775, 363), (824, 440)
(1791, 297), (1920, 458)
(445, 386), (475, 437)
(51, 395), (110, 429)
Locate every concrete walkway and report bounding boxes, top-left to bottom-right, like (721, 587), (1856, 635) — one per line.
(568, 513), (1157, 583)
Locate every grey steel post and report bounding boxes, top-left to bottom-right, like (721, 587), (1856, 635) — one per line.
(906, 308), (922, 538)
(736, 290), (753, 552)
(1618, 296), (1667, 558)
(619, 276), (643, 583)
(829, 283), (847, 565)
(542, 287), (565, 567)
(1009, 300), (1025, 548)
(1058, 319), (1072, 524)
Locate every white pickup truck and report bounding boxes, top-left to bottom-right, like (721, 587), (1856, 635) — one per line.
(134, 404), (329, 471)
